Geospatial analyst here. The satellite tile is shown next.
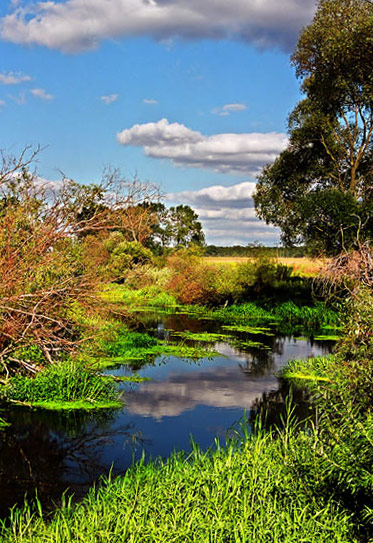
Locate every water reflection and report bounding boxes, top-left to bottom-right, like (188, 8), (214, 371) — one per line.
(0, 311), (333, 517)
(0, 409), (144, 517)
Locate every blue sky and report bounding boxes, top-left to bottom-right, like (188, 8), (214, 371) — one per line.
(0, 0), (316, 245)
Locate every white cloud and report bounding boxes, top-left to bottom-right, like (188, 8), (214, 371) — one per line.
(0, 0), (316, 53)
(0, 71), (31, 85)
(0, 99), (5, 107)
(9, 91), (26, 105)
(212, 103), (247, 116)
(143, 98), (158, 105)
(166, 181), (280, 245)
(117, 118), (287, 176)
(31, 88), (54, 100)
(167, 181), (257, 207)
(101, 93), (119, 105)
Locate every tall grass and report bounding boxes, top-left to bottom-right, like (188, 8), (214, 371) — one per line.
(0, 419), (357, 543)
(5, 360), (119, 408)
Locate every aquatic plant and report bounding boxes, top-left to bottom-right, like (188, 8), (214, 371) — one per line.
(5, 361), (120, 410)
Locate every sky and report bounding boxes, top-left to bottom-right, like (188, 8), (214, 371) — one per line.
(0, 0), (317, 246)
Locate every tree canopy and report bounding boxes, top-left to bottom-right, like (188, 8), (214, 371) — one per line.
(254, 0), (373, 255)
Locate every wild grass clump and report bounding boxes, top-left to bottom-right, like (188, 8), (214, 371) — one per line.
(101, 328), (158, 358)
(5, 360), (119, 408)
(205, 301), (340, 333)
(273, 301), (340, 329)
(0, 421), (357, 543)
(102, 283), (178, 308)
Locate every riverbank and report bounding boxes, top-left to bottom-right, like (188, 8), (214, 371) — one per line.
(0, 414), (358, 542)
(1, 281), (371, 541)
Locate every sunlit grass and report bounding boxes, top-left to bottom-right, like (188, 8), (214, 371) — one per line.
(5, 360), (121, 410)
(203, 256), (327, 276)
(0, 421), (357, 543)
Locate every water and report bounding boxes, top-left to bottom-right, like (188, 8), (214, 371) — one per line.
(0, 311), (333, 517)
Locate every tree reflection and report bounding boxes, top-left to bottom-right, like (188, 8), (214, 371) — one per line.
(0, 408), (146, 518)
(249, 379), (315, 430)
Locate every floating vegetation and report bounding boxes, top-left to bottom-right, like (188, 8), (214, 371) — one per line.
(282, 355), (334, 384)
(222, 325), (275, 335)
(313, 334), (340, 341)
(232, 339), (271, 350)
(103, 374), (151, 383)
(19, 399), (123, 411)
(283, 371), (331, 382)
(170, 331), (233, 343)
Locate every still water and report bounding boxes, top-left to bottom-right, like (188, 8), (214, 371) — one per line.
(0, 312), (333, 517)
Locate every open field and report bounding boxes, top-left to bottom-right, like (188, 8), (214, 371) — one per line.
(203, 256), (328, 276)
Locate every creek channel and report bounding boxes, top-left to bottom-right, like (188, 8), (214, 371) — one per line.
(0, 310), (334, 517)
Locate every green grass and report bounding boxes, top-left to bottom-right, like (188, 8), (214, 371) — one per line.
(0, 416), (10, 429)
(101, 283), (178, 308)
(5, 360), (120, 410)
(0, 422), (358, 543)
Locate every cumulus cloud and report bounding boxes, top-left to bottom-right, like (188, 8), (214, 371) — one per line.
(143, 98), (158, 105)
(31, 88), (54, 100)
(0, 0), (316, 53)
(212, 103), (247, 116)
(101, 93), (119, 105)
(0, 99), (5, 107)
(117, 118), (287, 176)
(166, 181), (280, 245)
(0, 71), (31, 85)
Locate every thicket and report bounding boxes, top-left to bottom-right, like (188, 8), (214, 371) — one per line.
(159, 249), (316, 307)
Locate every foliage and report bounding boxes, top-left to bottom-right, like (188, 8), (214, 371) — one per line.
(0, 150), (163, 378)
(144, 202), (205, 253)
(254, 0), (373, 254)
(166, 249), (215, 304)
(165, 250), (315, 307)
(5, 360), (119, 408)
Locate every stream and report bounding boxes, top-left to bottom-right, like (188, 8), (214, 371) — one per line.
(0, 310), (334, 517)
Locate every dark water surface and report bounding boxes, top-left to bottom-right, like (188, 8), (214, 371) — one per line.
(0, 312), (333, 517)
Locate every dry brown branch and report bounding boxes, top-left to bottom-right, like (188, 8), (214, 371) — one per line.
(316, 241), (373, 299)
(0, 149), (161, 374)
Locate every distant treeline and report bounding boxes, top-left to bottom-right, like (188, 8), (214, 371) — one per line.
(204, 245), (306, 258)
